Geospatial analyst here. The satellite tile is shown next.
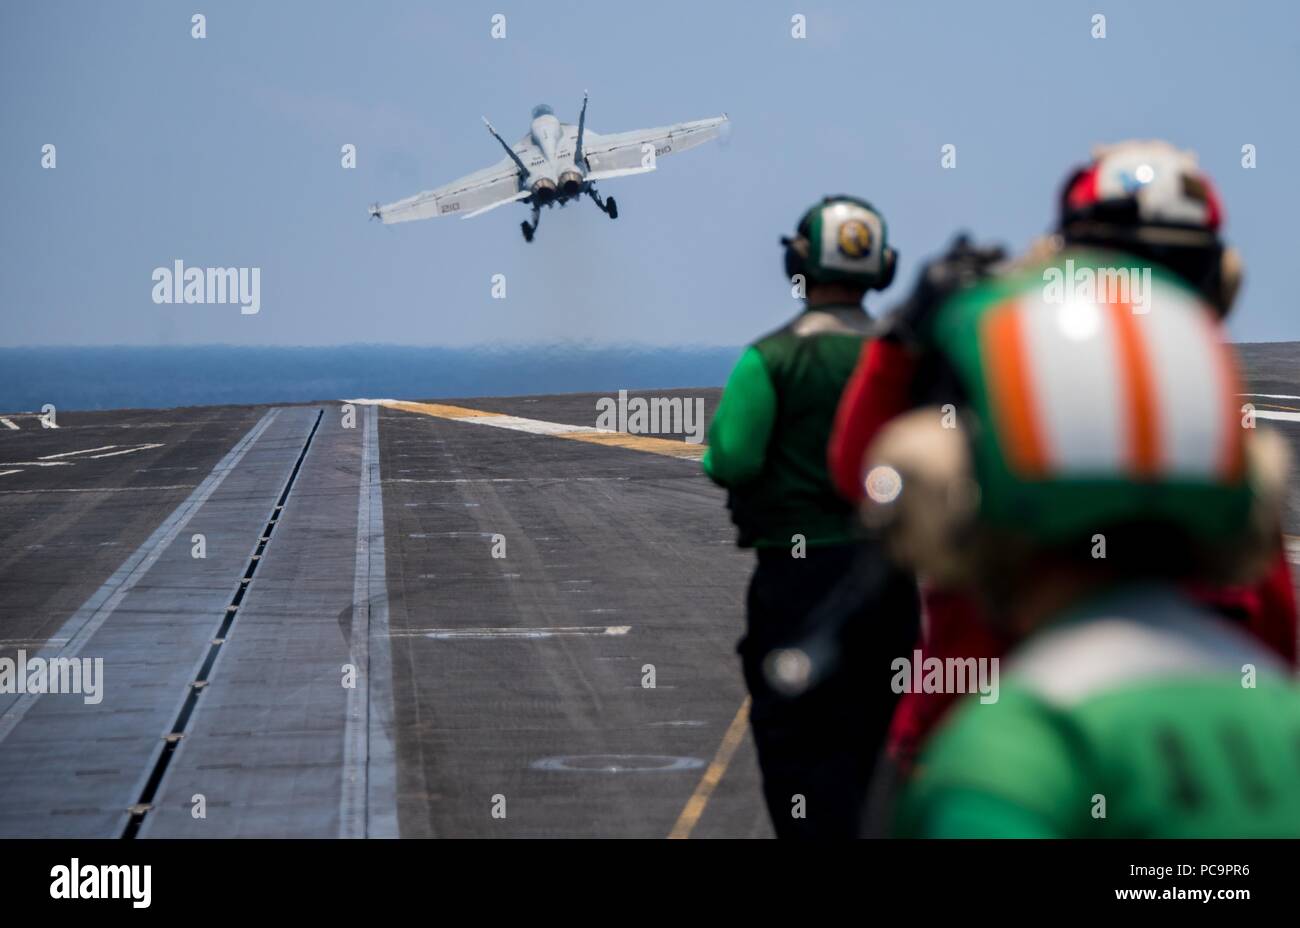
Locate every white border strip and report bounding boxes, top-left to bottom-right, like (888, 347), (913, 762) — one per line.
(340, 405), (400, 838)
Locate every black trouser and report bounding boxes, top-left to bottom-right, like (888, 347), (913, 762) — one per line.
(738, 543), (919, 839)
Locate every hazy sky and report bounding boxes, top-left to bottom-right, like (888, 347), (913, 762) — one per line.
(3, 0), (1298, 347)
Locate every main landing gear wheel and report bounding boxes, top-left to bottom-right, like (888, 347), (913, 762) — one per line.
(586, 186), (617, 220)
(521, 202), (542, 242)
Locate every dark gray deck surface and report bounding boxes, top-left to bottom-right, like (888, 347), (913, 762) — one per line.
(0, 391), (770, 838)
(376, 392), (766, 837)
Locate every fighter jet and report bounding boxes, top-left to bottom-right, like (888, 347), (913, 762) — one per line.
(368, 94), (728, 241)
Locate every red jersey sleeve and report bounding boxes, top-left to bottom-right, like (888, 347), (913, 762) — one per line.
(827, 338), (918, 502)
(1246, 548), (1297, 667)
(1184, 545), (1297, 668)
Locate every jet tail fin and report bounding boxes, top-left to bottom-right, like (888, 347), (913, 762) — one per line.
(483, 116), (531, 179)
(575, 91), (589, 168)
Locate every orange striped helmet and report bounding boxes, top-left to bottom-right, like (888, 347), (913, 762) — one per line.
(863, 250), (1286, 585)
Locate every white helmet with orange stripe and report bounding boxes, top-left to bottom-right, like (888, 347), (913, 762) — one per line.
(860, 251), (1287, 593)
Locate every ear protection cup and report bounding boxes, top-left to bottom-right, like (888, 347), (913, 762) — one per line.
(781, 234), (809, 281)
(877, 246), (897, 290)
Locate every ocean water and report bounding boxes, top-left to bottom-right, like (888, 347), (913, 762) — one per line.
(0, 345), (743, 412)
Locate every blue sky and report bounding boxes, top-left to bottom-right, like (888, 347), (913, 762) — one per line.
(3, 0), (1298, 347)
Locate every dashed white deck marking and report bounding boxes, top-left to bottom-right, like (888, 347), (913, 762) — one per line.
(88, 443), (164, 459)
(2, 443), (164, 470)
(386, 476), (631, 484)
(38, 445), (118, 460)
(0, 419), (18, 430)
(408, 531), (494, 538)
(0, 484), (196, 495)
(0, 470), (22, 478)
(389, 625), (632, 640)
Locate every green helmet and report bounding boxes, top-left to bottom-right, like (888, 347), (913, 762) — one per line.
(863, 250), (1286, 586)
(782, 195), (897, 290)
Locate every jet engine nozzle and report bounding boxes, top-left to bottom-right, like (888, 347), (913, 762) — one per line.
(558, 170), (584, 197)
(531, 177), (558, 204)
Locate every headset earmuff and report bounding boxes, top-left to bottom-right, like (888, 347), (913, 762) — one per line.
(876, 246), (897, 290)
(782, 234), (810, 281)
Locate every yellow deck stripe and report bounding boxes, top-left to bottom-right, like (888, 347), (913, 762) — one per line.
(556, 430), (706, 459)
(381, 401), (707, 460)
(668, 697), (751, 839)
(384, 400), (499, 419)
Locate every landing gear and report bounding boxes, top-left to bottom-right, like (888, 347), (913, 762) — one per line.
(521, 202), (541, 242)
(587, 186), (618, 220)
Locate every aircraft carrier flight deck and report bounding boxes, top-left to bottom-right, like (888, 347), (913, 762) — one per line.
(1, 350), (1297, 839)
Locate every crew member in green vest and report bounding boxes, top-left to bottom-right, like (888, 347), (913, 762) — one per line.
(704, 196), (919, 838)
(861, 234), (1300, 837)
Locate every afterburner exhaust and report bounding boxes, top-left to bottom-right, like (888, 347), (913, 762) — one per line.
(531, 177), (558, 204)
(558, 170), (584, 197)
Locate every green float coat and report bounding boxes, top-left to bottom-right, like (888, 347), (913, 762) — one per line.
(897, 586), (1300, 838)
(703, 305), (869, 548)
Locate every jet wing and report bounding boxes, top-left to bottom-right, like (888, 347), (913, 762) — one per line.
(581, 115), (727, 181)
(371, 155), (529, 224)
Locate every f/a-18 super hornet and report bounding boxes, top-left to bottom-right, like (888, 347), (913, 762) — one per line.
(368, 94), (728, 241)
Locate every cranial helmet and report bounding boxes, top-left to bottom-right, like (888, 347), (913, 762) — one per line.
(782, 195), (897, 290)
